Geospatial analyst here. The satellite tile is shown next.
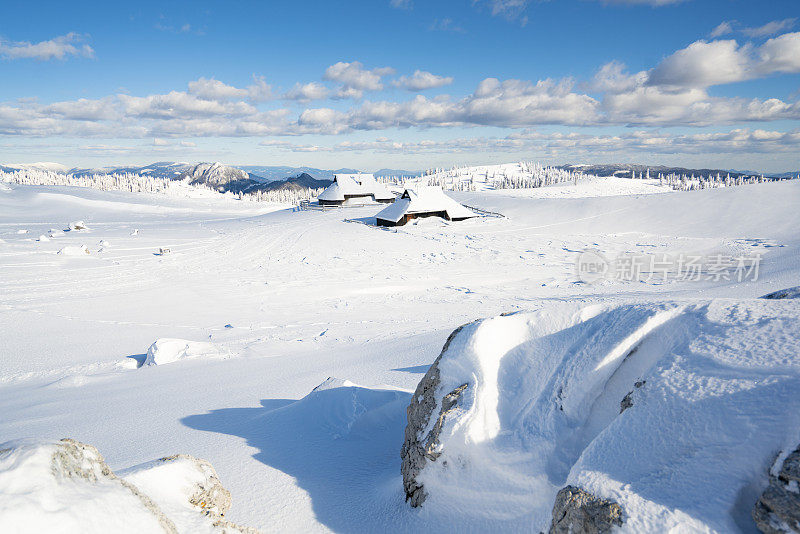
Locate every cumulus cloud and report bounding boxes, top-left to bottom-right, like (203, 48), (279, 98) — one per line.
(393, 70), (454, 91)
(648, 39), (752, 88)
(188, 78), (248, 100)
(758, 32), (800, 74)
(2, 38), (800, 141)
(184, 76), (272, 102)
(589, 61), (648, 94)
(323, 61), (395, 99)
(0, 33), (94, 61)
(647, 32), (800, 89)
(284, 82), (329, 102)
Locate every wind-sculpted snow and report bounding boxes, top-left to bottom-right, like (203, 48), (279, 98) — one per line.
(402, 299), (800, 532)
(143, 338), (230, 367)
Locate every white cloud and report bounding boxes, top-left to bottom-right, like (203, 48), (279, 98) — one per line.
(393, 70), (454, 91)
(323, 61), (395, 98)
(647, 33), (800, 89)
(758, 32), (800, 74)
(429, 18), (466, 33)
(188, 78), (248, 100)
(648, 39), (752, 88)
(2, 39), (800, 142)
(44, 98), (119, 121)
(710, 21), (734, 39)
(119, 91), (258, 119)
(742, 18), (796, 38)
(599, 0), (686, 5)
(284, 82), (329, 102)
(589, 61), (647, 94)
(485, 0), (530, 22)
(258, 128), (800, 157)
(0, 33), (94, 61)
(187, 76), (272, 103)
(246, 76), (273, 103)
(389, 0), (412, 9)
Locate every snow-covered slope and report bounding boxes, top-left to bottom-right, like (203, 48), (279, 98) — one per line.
(401, 299), (800, 532)
(0, 178), (798, 531)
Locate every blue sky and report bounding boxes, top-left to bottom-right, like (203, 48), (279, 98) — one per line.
(1, 0), (799, 172)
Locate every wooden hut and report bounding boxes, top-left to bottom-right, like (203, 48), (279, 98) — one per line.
(375, 187), (476, 227)
(317, 174), (395, 206)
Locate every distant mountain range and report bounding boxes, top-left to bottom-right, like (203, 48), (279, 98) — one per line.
(0, 161), (424, 195)
(2, 161), (795, 196)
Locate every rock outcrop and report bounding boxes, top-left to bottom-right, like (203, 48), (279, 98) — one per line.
(400, 323), (472, 507)
(753, 446), (800, 533)
(0, 438), (259, 534)
(548, 485), (624, 534)
(760, 286), (800, 300)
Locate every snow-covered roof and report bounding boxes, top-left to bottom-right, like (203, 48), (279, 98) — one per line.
(317, 174), (395, 202)
(375, 186), (476, 223)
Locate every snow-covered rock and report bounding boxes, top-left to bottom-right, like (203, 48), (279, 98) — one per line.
(57, 244), (90, 256)
(401, 299), (800, 532)
(143, 338), (229, 367)
(753, 445), (800, 533)
(761, 286), (800, 300)
(120, 455), (260, 533)
(69, 220), (89, 231)
(401, 322), (473, 507)
(0, 438), (259, 534)
(181, 163), (252, 193)
(0, 438), (178, 533)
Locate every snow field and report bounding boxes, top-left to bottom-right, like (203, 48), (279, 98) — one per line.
(0, 178), (798, 531)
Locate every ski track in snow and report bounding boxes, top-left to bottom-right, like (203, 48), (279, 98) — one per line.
(0, 180), (799, 532)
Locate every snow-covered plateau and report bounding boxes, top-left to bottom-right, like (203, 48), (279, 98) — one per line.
(1, 175), (799, 533)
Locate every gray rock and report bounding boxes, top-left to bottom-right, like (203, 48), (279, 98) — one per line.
(760, 286), (800, 300)
(549, 485), (624, 534)
(753, 447), (800, 533)
(400, 323), (473, 507)
(619, 380), (646, 414)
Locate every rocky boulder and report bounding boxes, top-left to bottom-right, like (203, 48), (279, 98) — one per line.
(0, 438), (259, 533)
(400, 323), (472, 507)
(753, 446), (800, 533)
(548, 485), (624, 534)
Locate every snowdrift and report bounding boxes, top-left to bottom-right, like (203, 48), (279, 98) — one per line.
(0, 438), (257, 533)
(143, 338), (229, 367)
(401, 299), (800, 532)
